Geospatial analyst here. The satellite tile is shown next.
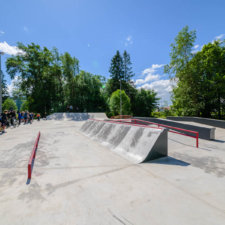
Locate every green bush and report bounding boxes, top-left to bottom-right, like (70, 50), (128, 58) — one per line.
(109, 90), (131, 116)
(151, 107), (177, 118)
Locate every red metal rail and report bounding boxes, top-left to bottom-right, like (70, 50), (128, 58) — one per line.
(28, 132), (41, 179)
(105, 118), (199, 148)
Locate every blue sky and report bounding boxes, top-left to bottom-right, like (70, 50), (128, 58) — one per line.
(0, 0), (225, 105)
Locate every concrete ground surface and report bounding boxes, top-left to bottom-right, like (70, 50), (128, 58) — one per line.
(0, 119), (225, 225)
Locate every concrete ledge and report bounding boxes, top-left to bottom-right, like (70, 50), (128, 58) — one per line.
(167, 116), (225, 129)
(47, 113), (107, 121)
(134, 117), (215, 140)
(80, 120), (168, 163)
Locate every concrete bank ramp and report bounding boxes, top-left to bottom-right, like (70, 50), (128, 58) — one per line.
(47, 113), (107, 121)
(80, 120), (168, 163)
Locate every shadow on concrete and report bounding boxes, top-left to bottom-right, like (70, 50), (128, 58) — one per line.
(146, 156), (190, 166)
(211, 139), (225, 143)
(168, 137), (212, 152)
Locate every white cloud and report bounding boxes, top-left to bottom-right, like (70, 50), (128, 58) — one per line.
(215, 34), (225, 40)
(134, 64), (164, 85)
(134, 63), (175, 105)
(125, 35), (133, 46)
(194, 44), (199, 49)
(0, 41), (26, 56)
(211, 34), (225, 43)
(23, 26), (29, 32)
(142, 64), (164, 75)
(7, 76), (19, 96)
(0, 30), (5, 36)
(138, 79), (176, 105)
(191, 44), (202, 54)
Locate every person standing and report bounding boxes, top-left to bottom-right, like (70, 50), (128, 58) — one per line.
(1, 110), (8, 132)
(18, 111), (22, 125)
(37, 113), (41, 121)
(24, 111), (28, 124)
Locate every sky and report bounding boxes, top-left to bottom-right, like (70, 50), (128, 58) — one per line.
(0, 0), (225, 105)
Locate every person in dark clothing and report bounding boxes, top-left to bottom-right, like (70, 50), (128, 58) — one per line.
(24, 111), (28, 124)
(18, 111), (22, 125)
(1, 111), (8, 132)
(10, 110), (16, 126)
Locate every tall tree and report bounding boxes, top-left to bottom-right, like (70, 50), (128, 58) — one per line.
(61, 52), (79, 107)
(164, 25), (196, 76)
(133, 89), (158, 116)
(123, 50), (134, 82)
(6, 43), (65, 115)
(107, 50), (135, 98)
(108, 50), (124, 95)
(109, 50), (124, 81)
(166, 26), (225, 118)
(72, 71), (106, 112)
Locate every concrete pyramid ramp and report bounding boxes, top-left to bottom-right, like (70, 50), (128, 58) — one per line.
(80, 120), (168, 163)
(47, 113), (107, 121)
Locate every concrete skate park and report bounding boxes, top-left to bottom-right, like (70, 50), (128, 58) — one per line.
(1, 113), (225, 225)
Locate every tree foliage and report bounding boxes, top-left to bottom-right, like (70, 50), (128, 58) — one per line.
(109, 90), (131, 116)
(2, 98), (17, 111)
(6, 43), (159, 117)
(20, 100), (29, 111)
(108, 50), (135, 96)
(166, 26), (225, 118)
(133, 89), (158, 116)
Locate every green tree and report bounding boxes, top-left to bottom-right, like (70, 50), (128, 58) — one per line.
(109, 90), (131, 116)
(133, 89), (158, 116)
(6, 43), (66, 115)
(164, 25), (196, 76)
(123, 50), (134, 82)
(61, 52), (79, 107)
(165, 26), (198, 116)
(106, 50), (136, 115)
(72, 71), (106, 112)
(2, 98), (17, 111)
(166, 26), (225, 118)
(108, 51), (124, 94)
(20, 100), (29, 111)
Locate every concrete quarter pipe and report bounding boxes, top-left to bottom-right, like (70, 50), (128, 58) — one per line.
(80, 120), (168, 163)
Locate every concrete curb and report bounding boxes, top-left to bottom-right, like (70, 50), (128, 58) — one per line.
(134, 117), (215, 140)
(167, 116), (225, 129)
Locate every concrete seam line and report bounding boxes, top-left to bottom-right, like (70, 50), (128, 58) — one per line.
(138, 165), (225, 216)
(27, 131), (41, 180)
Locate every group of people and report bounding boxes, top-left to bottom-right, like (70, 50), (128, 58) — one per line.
(0, 110), (41, 133)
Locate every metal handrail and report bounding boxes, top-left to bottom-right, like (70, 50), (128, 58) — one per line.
(28, 132), (41, 179)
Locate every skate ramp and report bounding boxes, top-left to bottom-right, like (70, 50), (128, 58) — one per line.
(47, 113), (107, 121)
(80, 120), (168, 163)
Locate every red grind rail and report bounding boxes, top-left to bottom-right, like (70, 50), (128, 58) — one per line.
(94, 118), (199, 148)
(132, 119), (199, 148)
(28, 132), (41, 179)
